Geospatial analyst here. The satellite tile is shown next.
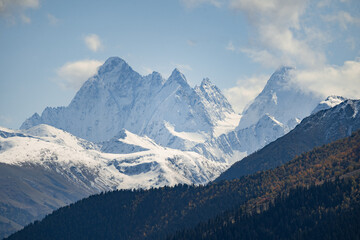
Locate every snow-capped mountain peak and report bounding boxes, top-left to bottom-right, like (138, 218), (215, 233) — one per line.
(144, 71), (165, 86)
(262, 66), (294, 91)
(237, 66), (321, 131)
(192, 66), (323, 166)
(20, 57), (237, 148)
(98, 56), (129, 75)
(311, 95), (347, 115)
(20, 112), (42, 130)
(165, 68), (189, 88)
(200, 77), (213, 87)
(194, 78), (235, 123)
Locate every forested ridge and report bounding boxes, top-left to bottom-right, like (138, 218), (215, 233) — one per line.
(168, 178), (360, 240)
(216, 100), (360, 181)
(7, 130), (360, 240)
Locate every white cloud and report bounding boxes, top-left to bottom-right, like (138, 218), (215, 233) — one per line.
(346, 37), (356, 50)
(141, 66), (154, 75)
(84, 34), (103, 52)
(47, 13), (58, 25)
(175, 63), (192, 72)
(240, 48), (280, 67)
(180, 0), (357, 71)
(187, 40), (197, 46)
(291, 60), (360, 99)
(322, 11), (360, 30)
(181, 0), (329, 68)
(56, 60), (103, 90)
(228, 0), (328, 68)
(229, 0), (306, 29)
(180, 0), (223, 8)
(181, 0), (358, 104)
(224, 74), (269, 113)
(0, 115), (13, 126)
(317, 0), (331, 8)
(0, 0), (39, 13)
(225, 60), (360, 113)
(226, 41), (235, 51)
(20, 13), (30, 23)
(0, 0), (39, 23)
(303, 27), (332, 47)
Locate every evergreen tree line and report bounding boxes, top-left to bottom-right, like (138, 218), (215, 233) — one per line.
(168, 178), (360, 240)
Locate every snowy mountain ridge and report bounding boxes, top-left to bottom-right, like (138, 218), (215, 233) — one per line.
(20, 60), (327, 166)
(1, 124), (227, 188)
(21, 57), (238, 150)
(0, 124), (228, 238)
(311, 95), (347, 115)
(192, 67), (324, 164)
(193, 113), (288, 164)
(237, 66), (322, 131)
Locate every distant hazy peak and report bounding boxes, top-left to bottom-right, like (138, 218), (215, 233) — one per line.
(165, 68), (189, 88)
(262, 66), (294, 92)
(200, 78), (213, 87)
(98, 56), (130, 75)
(144, 71), (165, 86)
(20, 112), (41, 130)
(237, 65), (320, 130)
(196, 78), (220, 93)
(20, 57), (235, 145)
(311, 95), (347, 115)
(148, 71), (162, 78)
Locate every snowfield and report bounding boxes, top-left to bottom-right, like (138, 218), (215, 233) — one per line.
(0, 124), (227, 190)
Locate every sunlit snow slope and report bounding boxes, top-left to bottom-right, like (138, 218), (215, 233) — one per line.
(0, 124), (227, 238)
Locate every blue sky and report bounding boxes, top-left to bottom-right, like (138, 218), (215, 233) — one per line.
(0, 0), (359, 129)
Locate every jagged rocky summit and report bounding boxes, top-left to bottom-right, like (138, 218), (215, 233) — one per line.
(21, 57), (238, 150)
(21, 61), (334, 165)
(193, 67), (324, 163)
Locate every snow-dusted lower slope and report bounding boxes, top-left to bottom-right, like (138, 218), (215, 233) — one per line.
(0, 124), (227, 238)
(193, 114), (288, 164)
(1, 124), (226, 189)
